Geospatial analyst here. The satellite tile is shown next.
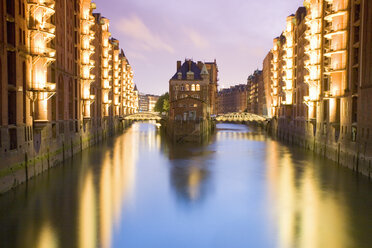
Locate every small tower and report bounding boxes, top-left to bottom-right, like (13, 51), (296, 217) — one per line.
(186, 60), (195, 80)
(201, 64), (209, 80)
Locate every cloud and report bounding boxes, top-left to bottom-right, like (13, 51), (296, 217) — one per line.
(116, 15), (175, 54)
(185, 28), (210, 49)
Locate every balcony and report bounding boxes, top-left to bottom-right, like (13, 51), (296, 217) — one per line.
(27, 0), (55, 18)
(29, 46), (56, 60)
(324, 47), (347, 57)
(29, 20), (56, 38)
(282, 86), (292, 92)
(325, 9), (348, 21)
(324, 64), (346, 75)
(81, 17), (95, 26)
(324, 23), (347, 39)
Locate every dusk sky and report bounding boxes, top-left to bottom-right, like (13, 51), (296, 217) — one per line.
(94, 0), (304, 95)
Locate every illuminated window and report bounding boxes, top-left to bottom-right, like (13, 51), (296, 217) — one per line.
(191, 84), (195, 91)
(185, 84), (190, 91)
(196, 84), (200, 91)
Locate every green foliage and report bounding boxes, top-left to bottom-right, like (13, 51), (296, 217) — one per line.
(154, 92), (169, 113)
(163, 98), (170, 112)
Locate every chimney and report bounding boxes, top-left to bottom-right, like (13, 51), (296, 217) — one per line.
(188, 60), (192, 71)
(177, 61), (181, 71)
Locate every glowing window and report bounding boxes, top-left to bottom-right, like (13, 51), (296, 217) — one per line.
(185, 84), (190, 91)
(196, 84), (200, 91)
(191, 84), (196, 91)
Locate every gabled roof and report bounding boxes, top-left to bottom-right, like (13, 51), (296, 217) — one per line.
(171, 60), (202, 80)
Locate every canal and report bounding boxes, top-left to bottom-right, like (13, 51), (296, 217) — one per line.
(0, 122), (371, 248)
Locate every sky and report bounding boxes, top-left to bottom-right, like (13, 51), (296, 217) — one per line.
(94, 0), (304, 95)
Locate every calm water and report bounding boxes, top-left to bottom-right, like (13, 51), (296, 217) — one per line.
(0, 122), (372, 248)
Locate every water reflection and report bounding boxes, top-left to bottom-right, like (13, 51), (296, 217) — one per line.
(0, 122), (138, 248)
(168, 149), (211, 203)
(0, 123), (371, 248)
(266, 140), (350, 248)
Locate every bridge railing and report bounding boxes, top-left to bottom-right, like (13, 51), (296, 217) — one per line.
(215, 112), (268, 122)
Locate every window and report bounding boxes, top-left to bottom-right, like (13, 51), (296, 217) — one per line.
(19, 28), (22, 45)
(22, 62), (26, 123)
(174, 85), (179, 91)
(9, 128), (17, 150)
(185, 84), (190, 91)
(180, 85), (184, 91)
(8, 91), (17, 125)
(196, 84), (200, 91)
(191, 84), (196, 91)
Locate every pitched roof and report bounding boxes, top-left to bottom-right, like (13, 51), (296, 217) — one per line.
(171, 60), (202, 80)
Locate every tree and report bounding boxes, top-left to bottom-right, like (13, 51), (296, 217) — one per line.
(154, 92), (169, 113)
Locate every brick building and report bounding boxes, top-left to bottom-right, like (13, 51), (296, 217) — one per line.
(0, 0), (138, 193)
(139, 94), (160, 112)
(217, 84), (248, 114)
(261, 1), (372, 176)
(169, 59), (218, 121)
(247, 70), (264, 115)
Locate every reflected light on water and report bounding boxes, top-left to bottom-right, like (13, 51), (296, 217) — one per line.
(1, 123), (371, 248)
(187, 166), (204, 201)
(266, 140), (350, 248)
(36, 222), (58, 248)
(79, 170), (97, 248)
(99, 126), (138, 248)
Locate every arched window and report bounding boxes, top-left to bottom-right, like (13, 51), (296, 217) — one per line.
(191, 84), (195, 91)
(196, 84), (200, 91)
(185, 84), (190, 91)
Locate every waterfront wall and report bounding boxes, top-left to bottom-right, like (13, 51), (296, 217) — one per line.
(268, 118), (372, 178)
(0, 119), (133, 194)
(166, 119), (215, 143)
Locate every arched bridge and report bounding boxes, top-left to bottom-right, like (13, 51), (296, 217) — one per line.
(215, 112), (267, 124)
(124, 112), (162, 121)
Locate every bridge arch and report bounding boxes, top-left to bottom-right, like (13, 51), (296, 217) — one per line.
(215, 112), (267, 124)
(124, 112), (162, 121)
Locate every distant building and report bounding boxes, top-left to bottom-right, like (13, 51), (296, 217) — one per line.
(169, 59), (217, 121)
(139, 94), (149, 112)
(139, 93), (160, 112)
(247, 70), (264, 115)
(217, 84), (248, 114)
